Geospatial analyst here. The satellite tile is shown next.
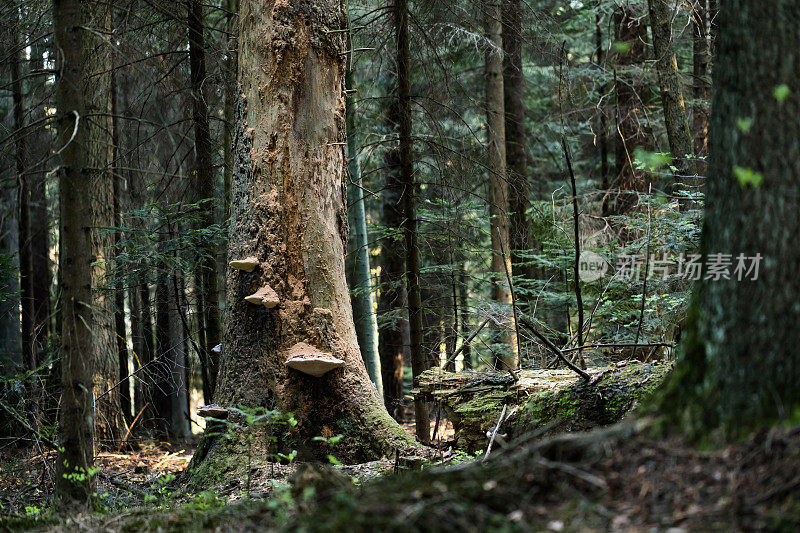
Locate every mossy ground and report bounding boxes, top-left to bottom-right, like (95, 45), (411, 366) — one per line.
(516, 361), (673, 437)
(5, 416), (800, 531)
(417, 362), (673, 451)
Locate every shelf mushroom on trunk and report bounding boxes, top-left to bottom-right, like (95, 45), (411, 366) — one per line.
(230, 256), (260, 272)
(285, 342), (345, 377)
(244, 284), (280, 308)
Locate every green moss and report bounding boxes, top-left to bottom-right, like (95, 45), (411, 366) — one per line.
(516, 362), (673, 437)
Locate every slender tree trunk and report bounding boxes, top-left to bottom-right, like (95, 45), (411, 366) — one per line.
(395, 0), (430, 444)
(596, 14), (611, 217)
(0, 30), (21, 370)
(223, 0), (238, 222)
(647, 0), (696, 182)
(152, 265), (172, 436)
(486, 0), (517, 370)
(129, 277), (144, 416)
(656, 0), (800, 437)
(421, 282), (442, 369)
(138, 281), (155, 420)
(445, 264), (458, 372)
(0, 195), (21, 370)
(708, 0), (717, 58)
(187, 0), (220, 402)
(54, 0), (114, 504)
(28, 38), (52, 356)
(192, 0), (419, 471)
(606, 4), (651, 217)
(377, 1), (406, 422)
(11, 20), (36, 390)
(170, 273), (189, 438)
(692, 0), (709, 176)
(501, 0), (534, 285)
(459, 267), (471, 370)
(345, 65), (383, 397)
(111, 59), (132, 424)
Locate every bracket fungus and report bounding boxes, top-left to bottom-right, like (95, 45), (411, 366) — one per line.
(284, 342), (344, 377)
(230, 256), (260, 272)
(244, 285), (280, 308)
(212, 343), (222, 354)
(197, 404), (229, 419)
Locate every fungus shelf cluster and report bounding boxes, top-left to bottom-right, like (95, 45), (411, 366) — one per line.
(229, 257), (344, 378)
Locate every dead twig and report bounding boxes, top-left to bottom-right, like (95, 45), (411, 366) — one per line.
(518, 315), (590, 380)
(560, 342), (673, 354)
(633, 184), (652, 360)
(442, 317), (491, 370)
(562, 136), (586, 370)
(496, 227), (522, 368)
(0, 400), (57, 450)
(483, 404), (508, 461)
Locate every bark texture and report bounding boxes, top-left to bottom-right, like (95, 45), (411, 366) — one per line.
(501, 0), (533, 281)
(188, 0), (221, 402)
(377, 0), (407, 420)
(648, 0), (696, 182)
(656, 0), (800, 437)
(395, 0), (430, 444)
(606, 3), (651, 217)
(54, 0), (114, 503)
(11, 21), (35, 388)
(203, 0), (418, 466)
(692, 0), (709, 176)
(486, 0), (517, 370)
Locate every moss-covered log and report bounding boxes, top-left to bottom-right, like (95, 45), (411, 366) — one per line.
(415, 362), (672, 451)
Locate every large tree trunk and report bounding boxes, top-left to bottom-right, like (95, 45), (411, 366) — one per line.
(647, 0), (696, 185)
(188, 0), (221, 402)
(345, 62), (383, 397)
(486, 0), (517, 371)
(194, 0), (418, 468)
(54, 0), (114, 505)
(656, 0), (800, 437)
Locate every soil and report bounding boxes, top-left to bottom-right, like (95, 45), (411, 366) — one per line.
(2, 413), (799, 531)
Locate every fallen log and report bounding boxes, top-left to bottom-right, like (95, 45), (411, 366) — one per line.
(414, 361), (672, 452)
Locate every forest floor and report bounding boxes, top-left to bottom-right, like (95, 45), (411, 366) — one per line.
(1, 414), (799, 531)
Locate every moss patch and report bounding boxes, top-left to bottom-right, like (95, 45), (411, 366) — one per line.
(515, 361), (673, 437)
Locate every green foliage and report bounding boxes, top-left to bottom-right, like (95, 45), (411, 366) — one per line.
(0, 252), (19, 304)
(108, 199), (227, 289)
(736, 117), (753, 133)
(734, 166), (764, 188)
(774, 83), (792, 102)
